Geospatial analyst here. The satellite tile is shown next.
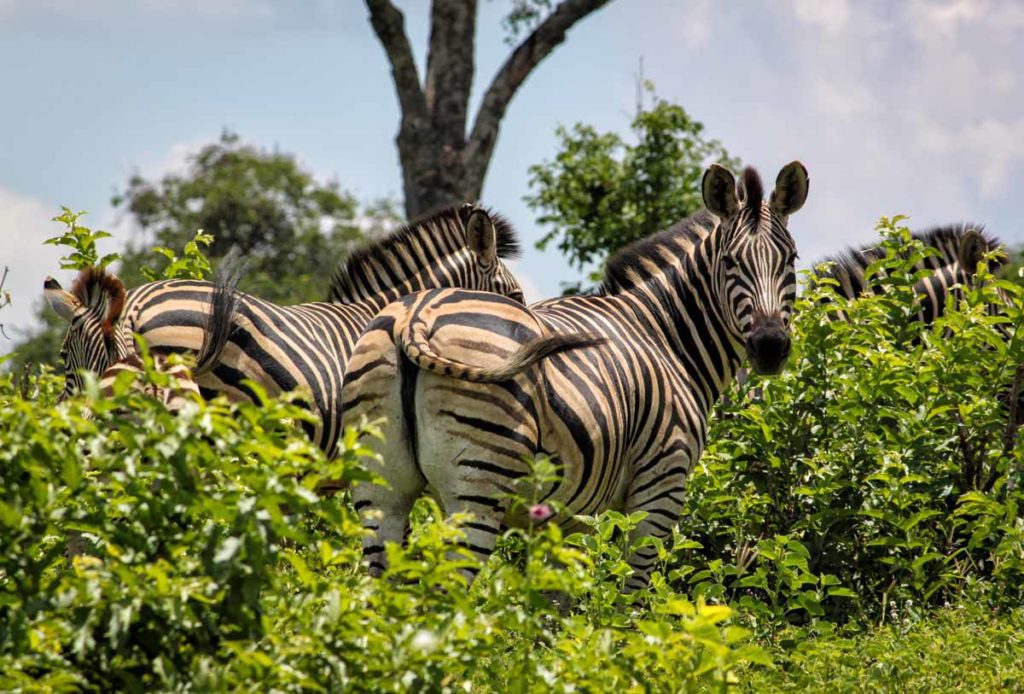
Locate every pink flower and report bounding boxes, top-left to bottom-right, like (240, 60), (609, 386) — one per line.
(528, 504), (553, 522)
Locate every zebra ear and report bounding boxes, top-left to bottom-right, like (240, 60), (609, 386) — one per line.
(44, 277), (80, 322)
(99, 274), (127, 341)
(958, 229), (988, 271)
(770, 161), (809, 218)
(702, 164), (739, 219)
(465, 207), (498, 264)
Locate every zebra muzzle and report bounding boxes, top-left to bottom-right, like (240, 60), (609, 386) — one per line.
(745, 319), (791, 375)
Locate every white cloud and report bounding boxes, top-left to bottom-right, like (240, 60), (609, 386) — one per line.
(811, 80), (876, 119)
(906, 0), (983, 40)
(0, 188), (71, 343)
(674, 0), (715, 50)
(961, 118), (1024, 198)
(137, 0), (273, 18)
(747, 0), (1024, 254)
(789, 0), (850, 35)
(0, 0), (273, 20)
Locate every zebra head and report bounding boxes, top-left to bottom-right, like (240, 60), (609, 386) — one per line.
(44, 267), (128, 401)
(703, 161), (809, 375)
(457, 203), (526, 304)
(328, 203), (526, 305)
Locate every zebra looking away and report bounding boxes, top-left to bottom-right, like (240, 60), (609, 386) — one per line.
(812, 223), (1004, 322)
(45, 205), (525, 457)
(341, 162), (809, 588)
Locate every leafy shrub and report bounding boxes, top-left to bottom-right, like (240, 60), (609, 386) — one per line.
(0, 358), (764, 691)
(670, 216), (1024, 629)
(7, 213), (1024, 689)
(745, 601), (1024, 692)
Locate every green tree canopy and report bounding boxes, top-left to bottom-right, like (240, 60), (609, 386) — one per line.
(8, 133), (398, 374)
(113, 130), (390, 303)
(526, 87), (738, 292)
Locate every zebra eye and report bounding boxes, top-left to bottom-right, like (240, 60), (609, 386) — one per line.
(722, 255), (738, 270)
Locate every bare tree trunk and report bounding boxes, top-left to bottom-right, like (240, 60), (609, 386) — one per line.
(365, 0), (611, 220)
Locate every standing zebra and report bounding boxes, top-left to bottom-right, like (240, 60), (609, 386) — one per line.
(45, 205), (526, 457)
(341, 162), (809, 588)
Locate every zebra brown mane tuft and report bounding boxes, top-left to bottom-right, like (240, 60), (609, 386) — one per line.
(599, 210), (714, 295)
(328, 205), (520, 303)
(816, 222), (1004, 283)
(70, 266), (126, 341)
(741, 167), (764, 222)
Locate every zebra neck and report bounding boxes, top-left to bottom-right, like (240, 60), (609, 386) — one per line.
(617, 240), (745, 410)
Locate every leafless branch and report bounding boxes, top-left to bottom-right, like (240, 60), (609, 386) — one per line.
(464, 0), (611, 193)
(424, 0), (477, 138)
(365, 0), (428, 121)
(954, 410), (979, 490)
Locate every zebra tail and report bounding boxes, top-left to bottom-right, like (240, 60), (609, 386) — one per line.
(400, 317), (605, 383)
(193, 248), (246, 377)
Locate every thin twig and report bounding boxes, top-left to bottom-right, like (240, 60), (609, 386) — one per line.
(987, 364), (1024, 492)
(953, 410), (977, 491)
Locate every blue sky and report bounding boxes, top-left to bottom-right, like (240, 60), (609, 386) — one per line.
(2, 0), (1023, 340)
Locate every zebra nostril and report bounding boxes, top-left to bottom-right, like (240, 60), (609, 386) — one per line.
(745, 329), (791, 375)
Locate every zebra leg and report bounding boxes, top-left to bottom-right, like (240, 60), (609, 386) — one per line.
(622, 455), (689, 592)
(438, 489), (508, 585)
(353, 480), (423, 578)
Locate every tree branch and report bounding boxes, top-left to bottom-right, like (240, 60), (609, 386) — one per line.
(365, 0), (428, 121)
(463, 0), (611, 195)
(424, 0), (477, 142)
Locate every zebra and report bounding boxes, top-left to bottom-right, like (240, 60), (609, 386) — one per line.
(45, 258), (241, 414)
(723, 224), (1005, 404)
(341, 161), (809, 588)
(45, 204), (526, 457)
(812, 223), (1003, 318)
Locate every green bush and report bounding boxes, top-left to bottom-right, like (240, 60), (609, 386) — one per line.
(670, 217), (1024, 629)
(745, 601), (1024, 692)
(0, 355), (764, 691)
(5, 214), (1024, 690)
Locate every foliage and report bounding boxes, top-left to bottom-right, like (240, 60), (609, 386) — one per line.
(998, 244), (1024, 285)
(501, 0), (552, 42)
(746, 600), (1024, 692)
(6, 211), (124, 372)
(0, 363), (764, 691)
(111, 130), (380, 303)
(6, 211), (1024, 688)
(139, 230), (214, 282)
(43, 208), (121, 271)
(668, 216), (1024, 631)
(526, 85), (738, 292)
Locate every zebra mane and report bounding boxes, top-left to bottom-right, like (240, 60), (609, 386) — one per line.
(816, 222), (1004, 282)
(327, 205), (520, 303)
(69, 266), (126, 340)
(740, 167), (764, 223)
(599, 209), (716, 295)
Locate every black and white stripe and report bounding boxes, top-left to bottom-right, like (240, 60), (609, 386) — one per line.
(341, 162), (809, 587)
(46, 204), (525, 457)
(813, 223), (1003, 322)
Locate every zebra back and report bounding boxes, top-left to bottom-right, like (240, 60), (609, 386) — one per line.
(47, 205), (526, 456)
(813, 223), (1003, 300)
